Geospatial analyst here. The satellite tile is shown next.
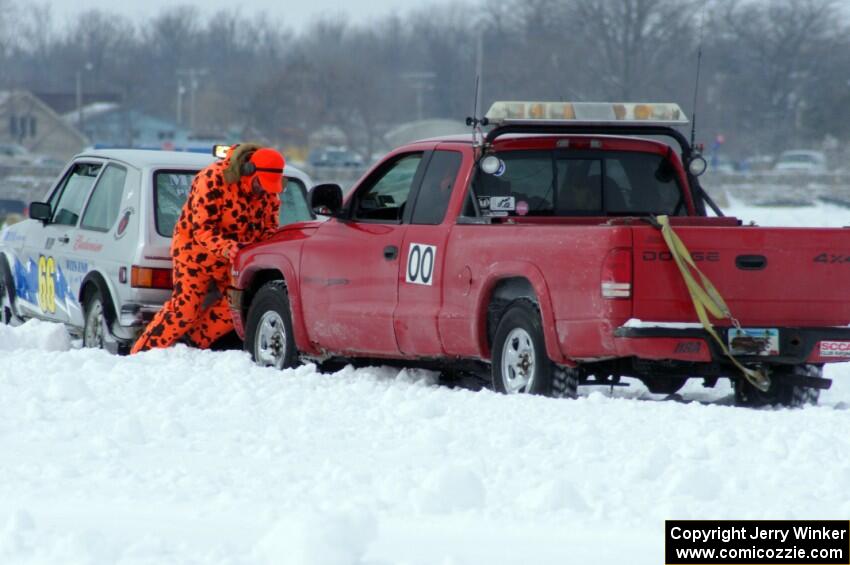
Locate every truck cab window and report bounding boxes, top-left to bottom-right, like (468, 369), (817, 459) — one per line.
(353, 153), (423, 223)
(411, 150), (462, 225)
(471, 149), (685, 217)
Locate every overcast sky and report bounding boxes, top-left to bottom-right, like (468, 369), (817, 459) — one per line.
(47, 0), (426, 29)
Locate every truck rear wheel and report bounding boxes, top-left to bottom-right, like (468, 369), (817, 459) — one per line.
(244, 281), (298, 370)
(734, 364), (821, 408)
(491, 299), (577, 398)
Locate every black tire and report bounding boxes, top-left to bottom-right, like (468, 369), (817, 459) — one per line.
(735, 364), (821, 408)
(244, 281), (299, 369)
(0, 256), (21, 325)
(83, 288), (108, 349)
(491, 299), (578, 398)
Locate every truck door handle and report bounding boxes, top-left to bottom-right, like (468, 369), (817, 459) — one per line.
(58, 235), (70, 244)
(384, 245), (399, 260)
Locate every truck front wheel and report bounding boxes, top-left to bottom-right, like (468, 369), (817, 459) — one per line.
(244, 281), (298, 370)
(491, 299), (577, 398)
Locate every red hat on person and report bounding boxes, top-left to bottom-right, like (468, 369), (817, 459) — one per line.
(249, 148), (286, 194)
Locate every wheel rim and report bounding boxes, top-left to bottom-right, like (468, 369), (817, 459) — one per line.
(85, 300), (105, 348)
(255, 310), (287, 369)
(501, 327), (536, 394)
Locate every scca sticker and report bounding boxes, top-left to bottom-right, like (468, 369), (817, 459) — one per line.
(115, 207), (134, 239)
(406, 243), (436, 286)
(820, 341), (850, 357)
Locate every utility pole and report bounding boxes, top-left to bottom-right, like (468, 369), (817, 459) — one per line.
(176, 78), (185, 125)
(401, 71), (436, 121)
(176, 68), (207, 132)
(75, 62), (93, 133)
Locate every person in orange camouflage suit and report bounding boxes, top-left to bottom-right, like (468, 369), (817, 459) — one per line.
(131, 144), (285, 354)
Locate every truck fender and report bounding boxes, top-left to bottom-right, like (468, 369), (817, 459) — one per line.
(239, 253), (316, 356)
(473, 261), (567, 364)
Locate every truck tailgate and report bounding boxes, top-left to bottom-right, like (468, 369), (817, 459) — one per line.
(632, 225), (850, 327)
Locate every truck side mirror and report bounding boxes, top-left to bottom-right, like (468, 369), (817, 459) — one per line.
(29, 201), (51, 223)
(309, 183), (344, 217)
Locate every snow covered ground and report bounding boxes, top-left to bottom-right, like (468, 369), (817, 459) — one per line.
(1, 202), (849, 565)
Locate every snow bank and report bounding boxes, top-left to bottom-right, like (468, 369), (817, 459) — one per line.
(0, 338), (848, 565)
(0, 319), (70, 352)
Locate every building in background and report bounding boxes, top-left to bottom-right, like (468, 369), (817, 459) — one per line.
(63, 103), (193, 150)
(0, 90), (88, 161)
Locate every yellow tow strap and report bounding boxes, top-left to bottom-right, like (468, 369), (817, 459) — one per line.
(655, 215), (771, 391)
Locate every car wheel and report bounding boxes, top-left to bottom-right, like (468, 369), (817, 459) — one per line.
(83, 288), (108, 349)
(734, 364), (821, 408)
(491, 299), (577, 398)
(0, 257), (22, 326)
(244, 281), (298, 369)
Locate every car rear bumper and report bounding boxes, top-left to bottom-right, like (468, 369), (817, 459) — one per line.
(614, 325), (850, 364)
(119, 303), (161, 327)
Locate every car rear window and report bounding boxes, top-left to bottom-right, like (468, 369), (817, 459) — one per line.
(154, 170), (315, 238)
(471, 149), (685, 217)
(155, 170), (195, 237)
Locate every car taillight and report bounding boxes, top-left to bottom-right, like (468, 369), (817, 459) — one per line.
(131, 266), (173, 289)
(601, 248), (632, 299)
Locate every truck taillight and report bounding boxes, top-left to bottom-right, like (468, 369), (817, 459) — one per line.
(601, 248), (632, 299)
(131, 266), (173, 290)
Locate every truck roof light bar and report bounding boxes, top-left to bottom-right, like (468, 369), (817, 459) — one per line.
(485, 101), (688, 127)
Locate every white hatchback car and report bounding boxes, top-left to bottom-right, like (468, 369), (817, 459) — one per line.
(0, 149), (313, 352)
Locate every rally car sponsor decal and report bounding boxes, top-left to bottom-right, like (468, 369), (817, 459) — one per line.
(406, 243), (436, 286)
(2, 230), (25, 244)
(13, 255), (74, 316)
(115, 207), (134, 240)
(73, 236), (103, 253)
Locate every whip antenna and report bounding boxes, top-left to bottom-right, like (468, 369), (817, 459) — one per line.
(466, 76), (488, 148)
(690, 0), (707, 149)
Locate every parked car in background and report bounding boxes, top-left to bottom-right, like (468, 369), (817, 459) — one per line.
(774, 150), (828, 173)
(0, 199), (27, 227)
(739, 154), (775, 172)
(0, 149), (313, 353)
(307, 146), (365, 168)
(0, 143), (36, 166)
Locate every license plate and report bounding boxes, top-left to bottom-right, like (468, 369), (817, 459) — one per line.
(728, 328), (779, 356)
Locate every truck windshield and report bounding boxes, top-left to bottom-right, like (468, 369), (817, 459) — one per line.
(154, 170), (314, 237)
(471, 150), (685, 217)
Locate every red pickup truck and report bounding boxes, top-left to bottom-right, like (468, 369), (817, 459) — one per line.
(229, 102), (850, 407)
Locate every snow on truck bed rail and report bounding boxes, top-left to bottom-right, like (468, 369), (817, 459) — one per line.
(2, 201), (850, 565)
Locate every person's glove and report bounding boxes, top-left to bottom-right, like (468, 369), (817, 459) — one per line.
(222, 242), (245, 260)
